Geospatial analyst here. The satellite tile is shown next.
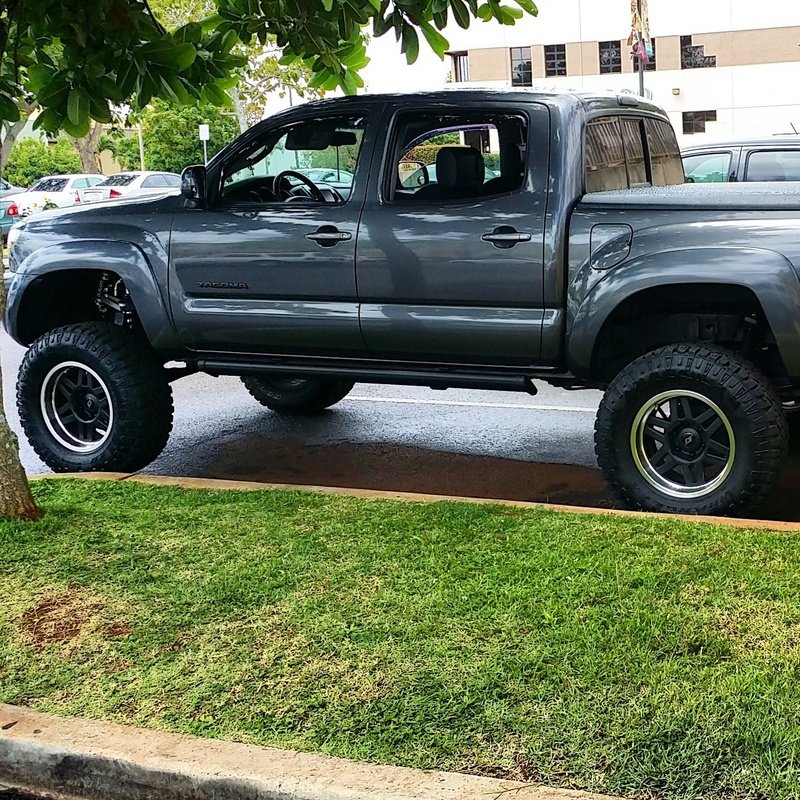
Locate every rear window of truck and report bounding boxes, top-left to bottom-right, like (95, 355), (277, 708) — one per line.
(585, 116), (684, 192)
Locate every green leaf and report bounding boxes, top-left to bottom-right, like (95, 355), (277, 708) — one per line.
(62, 115), (91, 138)
(322, 0), (334, 11)
(172, 43), (198, 71)
(419, 21), (449, 57)
(341, 70), (358, 95)
(89, 97), (113, 124)
(477, 3), (493, 20)
(67, 88), (89, 128)
(37, 74), (69, 106)
(174, 22), (203, 44)
(400, 22), (419, 64)
(26, 64), (52, 93)
(0, 93), (20, 123)
(32, 107), (63, 133)
(201, 83), (233, 108)
(450, 0), (471, 29)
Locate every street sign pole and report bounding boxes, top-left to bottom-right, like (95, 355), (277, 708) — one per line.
(198, 124), (210, 165)
(637, 0), (645, 97)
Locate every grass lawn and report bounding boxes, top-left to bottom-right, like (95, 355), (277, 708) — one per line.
(2, 480), (800, 799)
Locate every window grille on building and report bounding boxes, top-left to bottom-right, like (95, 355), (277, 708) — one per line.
(510, 47), (533, 86)
(544, 44), (567, 77)
(683, 110), (717, 134)
(681, 35), (716, 68)
(599, 40), (622, 74)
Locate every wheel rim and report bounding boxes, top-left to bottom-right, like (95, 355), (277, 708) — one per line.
(630, 389), (736, 500)
(40, 361), (114, 454)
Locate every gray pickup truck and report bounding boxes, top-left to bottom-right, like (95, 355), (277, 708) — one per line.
(5, 89), (799, 516)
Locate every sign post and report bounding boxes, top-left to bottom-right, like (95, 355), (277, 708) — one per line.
(199, 124), (210, 165)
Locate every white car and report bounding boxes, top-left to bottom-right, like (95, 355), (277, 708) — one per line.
(79, 171), (182, 203)
(18, 174), (105, 215)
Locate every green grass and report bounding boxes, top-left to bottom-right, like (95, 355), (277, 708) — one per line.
(2, 480), (800, 799)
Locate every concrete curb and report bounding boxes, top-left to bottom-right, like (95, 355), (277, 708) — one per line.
(0, 705), (619, 800)
(31, 472), (800, 532)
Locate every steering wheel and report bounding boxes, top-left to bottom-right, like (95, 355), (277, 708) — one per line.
(274, 170), (327, 202)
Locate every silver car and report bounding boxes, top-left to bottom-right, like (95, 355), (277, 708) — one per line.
(79, 171), (182, 203)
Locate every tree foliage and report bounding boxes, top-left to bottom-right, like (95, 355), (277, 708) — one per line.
(0, 0), (538, 132)
(4, 137), (82, 187)
(102, 100), (241, 173)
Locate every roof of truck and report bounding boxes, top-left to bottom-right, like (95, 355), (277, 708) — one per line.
(293, 87), (668, 119)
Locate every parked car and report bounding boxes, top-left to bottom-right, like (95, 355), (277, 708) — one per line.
(16, 174), (105, 216)
(682, 136), (800, 183)
(0, 178), (23, 198)
(8, 90), (800, 518)
(297, 168), (355, 188)
(0, 196), (21, 237)
(79, 171), (182, 203)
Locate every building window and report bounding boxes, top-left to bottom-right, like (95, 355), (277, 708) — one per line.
(681, 35), (716, 69)
(450, 51), (470, 83)
(599, 40), (622, 74)
(643, 37), (656, 71)
(683, 110), (717, 135)
(544, 44), (567, 77)
(510, 47), (532, 86)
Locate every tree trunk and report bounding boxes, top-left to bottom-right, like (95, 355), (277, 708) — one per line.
(0, 280), (42, 520)
(230, 87), (249, 134)
(70, 122), (104, 174)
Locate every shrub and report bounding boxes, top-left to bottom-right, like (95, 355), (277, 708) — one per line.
(5, 137), (82, 187)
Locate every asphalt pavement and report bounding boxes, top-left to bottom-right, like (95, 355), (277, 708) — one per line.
(3, 329), (800, 519)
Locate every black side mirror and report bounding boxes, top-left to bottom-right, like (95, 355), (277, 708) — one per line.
(181, 165), (207, 207)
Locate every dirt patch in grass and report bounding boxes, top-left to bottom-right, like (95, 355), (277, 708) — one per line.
(18, 588), (128, 649)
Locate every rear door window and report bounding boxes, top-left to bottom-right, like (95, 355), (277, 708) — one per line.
(745, 150), (800, 181)
(682, 151), (732, 183)
(388, 111), (528, 202)
(142, 175), (168, 188)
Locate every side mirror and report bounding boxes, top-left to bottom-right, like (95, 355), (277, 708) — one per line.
(181, 165), (207, 207)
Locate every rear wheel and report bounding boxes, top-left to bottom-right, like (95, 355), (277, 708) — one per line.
(242, 376), (354, 415)
(17, 323), (173, 472)
(595, 344), (787, 516)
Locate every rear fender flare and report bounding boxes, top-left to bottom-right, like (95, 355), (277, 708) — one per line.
(567, 247), (800, 379)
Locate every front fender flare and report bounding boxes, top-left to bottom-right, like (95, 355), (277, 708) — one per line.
(567, 246), (800, 379)
(6, 239), (177, 351)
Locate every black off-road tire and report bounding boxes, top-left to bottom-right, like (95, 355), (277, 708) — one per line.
(242, 376), (354, 415)
(595, 343), (787, 516)
(17, 323), (173, 473)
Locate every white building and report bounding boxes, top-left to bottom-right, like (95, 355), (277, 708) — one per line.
(358, 0), (800, 146)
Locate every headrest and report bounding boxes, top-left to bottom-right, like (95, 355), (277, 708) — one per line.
(747, 159), (785, 181)
(435, 146), (485, 191)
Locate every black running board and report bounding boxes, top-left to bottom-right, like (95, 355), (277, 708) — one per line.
(196, 357), (542, 394)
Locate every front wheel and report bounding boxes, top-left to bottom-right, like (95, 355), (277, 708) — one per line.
(595, 344), (787, 516)
(242, 376), (354, 415)
(17, 323), (173, 473)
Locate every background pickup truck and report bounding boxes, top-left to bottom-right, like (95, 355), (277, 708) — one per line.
(5, 89), (800, 517)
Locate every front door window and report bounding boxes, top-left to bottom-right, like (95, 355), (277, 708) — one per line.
(221, 115), (365, 206)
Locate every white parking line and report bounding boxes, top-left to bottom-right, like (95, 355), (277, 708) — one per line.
(345, 396), (596, 413)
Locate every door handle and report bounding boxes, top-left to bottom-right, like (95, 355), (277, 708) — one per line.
(481, 226), (532, 249)
(306, 226), (352, 247)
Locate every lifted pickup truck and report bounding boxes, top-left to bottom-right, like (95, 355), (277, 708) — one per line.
(5, 90), (799, 516)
